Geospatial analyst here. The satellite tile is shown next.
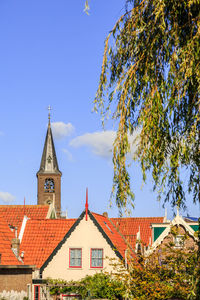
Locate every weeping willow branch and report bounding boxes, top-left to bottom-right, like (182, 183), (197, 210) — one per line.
(94, 0), (200, 214)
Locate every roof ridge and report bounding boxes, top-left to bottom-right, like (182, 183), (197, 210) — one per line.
(91, 212), (105, 217)
(26, 218), (77, 223)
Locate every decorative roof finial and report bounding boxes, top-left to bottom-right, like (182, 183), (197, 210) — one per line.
(85, 187), (88, 221)
(176, 206), (180, 217)
(48, 105), (52, 125)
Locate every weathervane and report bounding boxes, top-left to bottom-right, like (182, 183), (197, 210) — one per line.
(48, 105), (52, 124)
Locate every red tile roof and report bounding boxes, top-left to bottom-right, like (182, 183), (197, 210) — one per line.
(21, 212), (131, 269)
(111, 217), (164, 249)
(21, 219), (76, 268)
(0, 217), (22, 265)
(0, 208), (164, 269)
(91, 212), (129, 259)
(0, 205), (50, 232)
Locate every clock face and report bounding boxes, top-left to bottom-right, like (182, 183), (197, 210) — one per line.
(44, 178), (55, 192)
(46, 199), (52, 205)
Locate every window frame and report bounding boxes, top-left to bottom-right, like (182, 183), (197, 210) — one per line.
(174, 235), (184, 248)
(34, 285), (40, 300)
(69, 248), (82, 268)
(90, 248), (103, 269)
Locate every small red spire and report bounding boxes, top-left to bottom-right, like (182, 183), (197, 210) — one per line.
(85, 188), (88, 221)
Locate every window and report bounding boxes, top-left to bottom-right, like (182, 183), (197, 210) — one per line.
(174, 235), (184, 248)
(91, 249), (103, 268)
(44, 178), (55, 193)
(69, 248), (82, 268)
(34, 285), (40, 300)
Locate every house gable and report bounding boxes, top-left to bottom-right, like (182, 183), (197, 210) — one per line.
(41, 211), (127, 281)
(147, 214), (198, 254)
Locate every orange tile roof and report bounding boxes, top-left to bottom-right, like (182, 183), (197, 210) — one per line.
(91, 212), (128, 259)
(21, 211), (130, 269)
(0, 217), (22, 265)
(21, 219), (76, 268)
(111, 217), (164, 249)
(2, 210), (163, 269)
(0, 205), (50, 232)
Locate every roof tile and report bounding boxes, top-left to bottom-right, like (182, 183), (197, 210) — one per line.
(0, 205), (50, 232)
(0, 217), (22, 265)
(91, 212), (128, 259)
(111, 217), (164, 249)
(21, 219), (76, 268)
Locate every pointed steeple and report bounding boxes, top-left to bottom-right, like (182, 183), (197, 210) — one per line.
(37, 109), (61, 175)
(36, 107), (62, 217)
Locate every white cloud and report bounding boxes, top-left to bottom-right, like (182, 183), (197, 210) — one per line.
(70, 130), (140, 159)
(70, 131), (115, 159)
(0, 131), (4, 136)
(51, 122), (74, 140)
(0, 191), (15, 203)
(62, 148), (74, 162)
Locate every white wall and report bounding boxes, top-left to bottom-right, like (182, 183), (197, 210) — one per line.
(42, 215), (120, 281)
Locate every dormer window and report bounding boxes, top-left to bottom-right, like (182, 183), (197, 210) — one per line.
(44, 178), (55, 193)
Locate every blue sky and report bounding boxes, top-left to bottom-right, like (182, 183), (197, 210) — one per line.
(0, 0), (199, 219)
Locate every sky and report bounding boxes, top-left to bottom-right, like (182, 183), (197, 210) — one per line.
(0, 0), (199, 219)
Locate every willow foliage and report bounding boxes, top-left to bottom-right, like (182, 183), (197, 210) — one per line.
(94, 0), (200, 213)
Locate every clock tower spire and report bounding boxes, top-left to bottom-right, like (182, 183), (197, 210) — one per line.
(37, 107), (62, 216)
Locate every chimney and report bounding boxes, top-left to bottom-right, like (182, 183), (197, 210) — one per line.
(11, 238), (20, 257)
(103, 212), (108, 218)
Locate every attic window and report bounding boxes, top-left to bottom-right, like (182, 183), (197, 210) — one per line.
(104, 221), (113, 234)
(174, 235), (184, 248)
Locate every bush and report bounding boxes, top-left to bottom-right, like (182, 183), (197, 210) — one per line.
(49, 273), (124, 299)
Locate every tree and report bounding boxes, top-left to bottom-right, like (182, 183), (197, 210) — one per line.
(94, 0), (200, 297)
(110, 242), (198, 300)
(95, 0), (199, 213)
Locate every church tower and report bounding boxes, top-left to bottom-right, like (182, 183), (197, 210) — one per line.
(37, 109), (62, 216)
